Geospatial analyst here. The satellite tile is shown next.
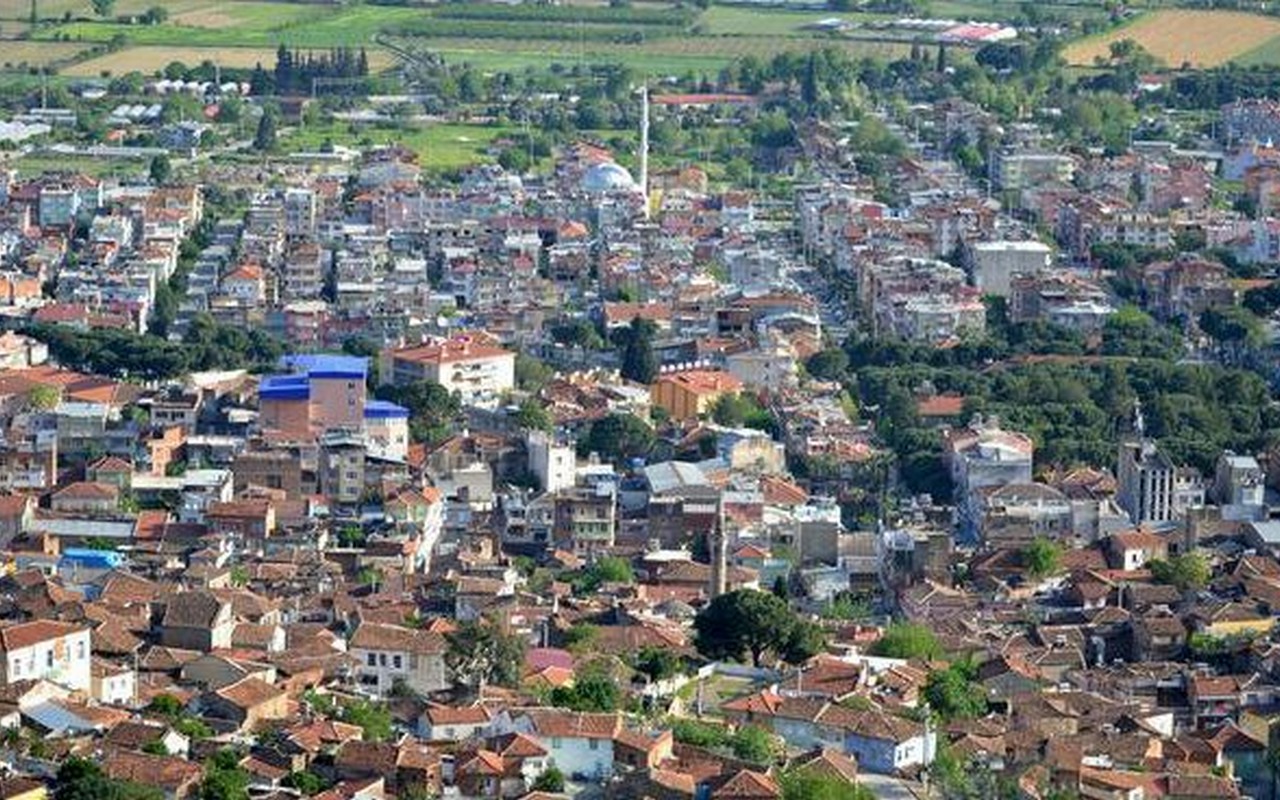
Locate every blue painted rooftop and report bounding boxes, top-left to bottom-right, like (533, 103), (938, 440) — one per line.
(260, 374), (311, 401)
(60, 548), (125, 567)
(281, 354), (368, 380)
(364, 400), (410, 420)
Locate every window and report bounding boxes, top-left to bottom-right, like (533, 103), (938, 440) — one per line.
(76, 640), (85, 660)
(367, 653), (377, 667)
(378, 653), (387, 667)
(392, 655), (402, 670)
(45, 651), (52, 668)
(588, 739), (599, 751)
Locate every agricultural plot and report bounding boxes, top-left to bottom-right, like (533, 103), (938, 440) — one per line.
(61, 45), (396, 78)
(1063, 9), (1280, 67)
(37, 4), (421, 48)
(0, 40), (90, 68)
(417, 33), (912, 75)
(0, 0), (206, 20)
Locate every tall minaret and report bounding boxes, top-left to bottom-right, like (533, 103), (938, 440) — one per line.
(638, 83), (650, 220)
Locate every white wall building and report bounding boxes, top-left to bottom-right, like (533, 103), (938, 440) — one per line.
(0, 620), (92, 692)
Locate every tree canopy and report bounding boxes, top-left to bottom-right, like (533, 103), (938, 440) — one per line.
(444, 618), (527, 696)
(694, 589), (825, 667)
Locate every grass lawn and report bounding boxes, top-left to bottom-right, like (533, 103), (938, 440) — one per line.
(3, 152), (147, 178)
(278, 121), (520, 169)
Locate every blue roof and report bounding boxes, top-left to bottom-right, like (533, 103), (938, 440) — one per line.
(364, 400), (410, 420)
(260, 374), (310, 401)
(60, 548), (125, 567)
(282, 354), (368, 380)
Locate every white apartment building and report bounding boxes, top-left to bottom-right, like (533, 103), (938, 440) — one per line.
(0, 620), (92, 692)
(379, 335), (515, 408)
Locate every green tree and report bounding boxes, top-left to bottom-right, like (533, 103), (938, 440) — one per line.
(550, 672), (619, 712)
(633, 646), (682, 683)
(805, 348), (850, 382)
(1024, 537), (1064, 579)
(27, 383), (58, 411)
(281, 773), (328, 797)
(562, 623), (599, 652)
(90, 0), (114, 16)
(1200, 306), (1265, 350)
(780, 769), (874, 800)
(871, 622), (942, 660)
(514, 353), (555, 391)
(619, 317), (657, 384)
(147, 694), (184, 718)
(514, 397), (552, 432)
(730, 724), (779, 764)
(781, 618), (827, 665)
(375, 380), (460, 444)
(924, 661), (987, 721)
(201, 750), (249, 800)
(149, 154), (171, 186)
(694, 589), (801, 667)
(342, 699), (393, 742)
(531, 767), (565, 793)
(444, 618), (527, 696)
(253, 110), (277, 152)
(577, 413), (654, 463)
(1148, 552), (1211, 592)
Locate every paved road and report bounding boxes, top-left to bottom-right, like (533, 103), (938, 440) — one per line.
(857, 773), (927, 799)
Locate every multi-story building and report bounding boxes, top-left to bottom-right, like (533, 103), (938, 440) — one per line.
(379, 335), (515, 408)
(0, 620), (92, 691)
(1214, 452), (1266, 521)
(554, 480), (618, 555)
(650, 370), (744, 421)
(1117, 438), (1204, 525)
(945, 417), (1035, 539)
(994, 152), (1075, 191)
(349, 623), (447, 698)
(320, 431), (367, 506)
(969, 240), (1052, 298)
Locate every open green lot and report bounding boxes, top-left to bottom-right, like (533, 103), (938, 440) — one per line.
(278, 121), (518, 170)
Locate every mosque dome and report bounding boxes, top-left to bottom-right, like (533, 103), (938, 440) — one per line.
(582, 161), (637, 194)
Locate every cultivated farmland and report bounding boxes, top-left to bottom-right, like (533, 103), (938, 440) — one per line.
(1063, 9), (1280, 68)
(61, 45), (396, 78)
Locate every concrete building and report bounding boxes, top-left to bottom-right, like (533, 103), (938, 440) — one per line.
(379, 335), (515, 409)
(970, 240), (1052, 298)
(1117, 437), (1204, 525)
(527, 430), (575, 494)
(0, 620), (91, 692)
(320, 430), (367, 506)
(349, 622), (447, 698)
(650, 370), (744, 421)
(994, 152), (1075, 191)
(945, 417), (1034, 498)
(1214, 452), (1266, 521)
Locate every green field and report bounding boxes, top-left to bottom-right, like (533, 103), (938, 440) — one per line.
(278, 121), (519, 169)
(15, 0), (1018, 80)
(700, 5), (890, 35)
(37, 5), (422, 48)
